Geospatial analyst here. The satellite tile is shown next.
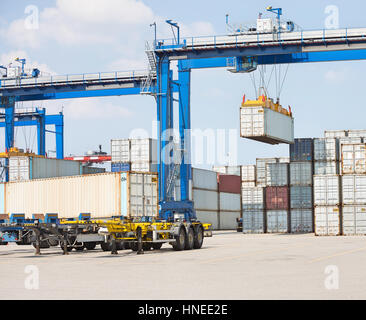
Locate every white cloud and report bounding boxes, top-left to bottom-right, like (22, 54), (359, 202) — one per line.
(324, 68), (349, 83)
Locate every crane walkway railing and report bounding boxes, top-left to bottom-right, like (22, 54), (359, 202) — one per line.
(154, 27), (366, 52)
(0, 70), (154, 90)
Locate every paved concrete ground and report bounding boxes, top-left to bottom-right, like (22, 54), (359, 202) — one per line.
(0, 231), (365, 300)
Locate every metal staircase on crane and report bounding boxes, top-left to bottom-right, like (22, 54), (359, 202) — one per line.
(140, 42), (157, 96)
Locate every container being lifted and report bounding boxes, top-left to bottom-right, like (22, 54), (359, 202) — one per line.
(240, 94), (294, 145)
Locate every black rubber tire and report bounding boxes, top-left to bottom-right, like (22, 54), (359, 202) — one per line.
(193, 225), (204, 249)
(123, 242), (131, 250)
(84, 242), (97, 250)
(0, 242), (8, 245)
(142, 243), (152, 251)
(130, 242), (138, 252)
(184, 227), (194, 250)
(172, 227), (186, 251)
(48, 239), (60, 247)
(115, 242), (125, 250)
(74, 242), (84, 251)
(152, 243), (163, 250)
(101, 242), (111, 251)
(32, 240), (50, 249)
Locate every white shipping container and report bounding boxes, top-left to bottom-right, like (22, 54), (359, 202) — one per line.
(240, 107), (294, 145)
(219, 211), (241, 230)
(241, 181), (256, 187)
(212, 166), (226, 174)
(324, 130), (347, 138)
(256, 158), (278, 186)
(130, 138), (157, 163)
(314, 206), (341, 236)
(266, 163), (289, 186)
(192, 168), (218, 191)
(290, 209), (313, 233)
(347, 130), (366, 139)
(314, 161), (339, 175)
(278, 157), (290, 163)
(131, 161), (158, 173)
(342, 175), (366, 205)
(212, 166), (241, 176)
(242, 209), (265, 233)
(9, 156), (81, 182)
(241, 187), (264, 210)
(219, 193), (241, 211)
(193, 189), (218, 211)
(4, 172), (158, 219)
(289, 162), (313, 186)
(341, 143), (366, 174)
(266, 210), (288, 233)
(241, 165), (256, 182)
(313, 138), (339, 161)
(342, 205), (366, 235)
(313, 175), (341, 206)
(111, 139), (130, 163)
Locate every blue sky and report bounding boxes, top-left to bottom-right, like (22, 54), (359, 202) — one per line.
(1, 0), (366, 168)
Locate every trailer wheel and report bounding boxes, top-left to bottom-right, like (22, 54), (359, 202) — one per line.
(193, 225), (204, 249)
(84, 242), (97, 250)
(74, 242), (84, 251)
(142, 243), (152, 251)
(172, 227), (186, 251)
(101, 242), (111, 251)
(185, 227), (194, 250)
(48, 239), (60, 247)
(130, 242), (138, 251)
(152, 243), (163, 250)
(32, 240), (50, 249)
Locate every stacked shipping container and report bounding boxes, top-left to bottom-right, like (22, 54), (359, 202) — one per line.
(289, 139), (314, 233)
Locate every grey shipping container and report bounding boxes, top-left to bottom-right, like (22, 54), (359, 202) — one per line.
(219, 193), (241, 211)
(314, 161), (339, 175)
(266, 163), (289, 186)
(289, 162), (313, 186)
(313, 138), (339, 161)
(290, 186), (313, 209)
(314, 206), (341, 236)
(219, 211), (241, 230)
(313, 175), (341, 206)
(342, 205), (366, 235)
(192, 168), (218, 191)
(290, 209), (313, 233)
(266, 210), (289, 233)
(342, 175), (366, 205)
(242, 209), (265, 234)
(196, 211), (219, 230)
(82, 166), (106, 175)
(9, 156), (81, 182)
(241, 187), (265, 210)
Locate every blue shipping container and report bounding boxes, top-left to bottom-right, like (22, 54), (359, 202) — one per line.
(111, 162), (131, 172)
(290, 138), (313, 162)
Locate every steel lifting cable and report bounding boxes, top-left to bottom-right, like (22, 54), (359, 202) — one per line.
(278, 64), (290, 98)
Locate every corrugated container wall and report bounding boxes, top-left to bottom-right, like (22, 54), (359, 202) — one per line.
(290, 209), (313, 233)
(82, 166), (106, 175)
(0, 183), (4, 214)
(218, 175), (241, 194)
(219, 193), (241, 211)
(111, 162), (131, 172)
(256, 158), (278, 186)
(192, 168), (218, 191)
(240, 106), (294, 145)
(289, 162), (313, 186)
(324, 130), (347, 139)
(241, 165), (256, 182)
(131, 161), (158, 173)
(347, 130), (366, 139)
(314, 161), (339, 175)
(342, 175), (366, 205)
(266, 210), (289, 233)
(265, 186), (289, 210)
(313, 138), (339, 161)
(342, 205), (366, 235)
(313, 175), (341, 206)
(242, 210), (265, 234)
(290, 138), (313, 162)
(341, 144), (366, 175)
(266, 163), (289, 186)
(290, 186), (313, 209)
(4, 172), (158, 219)
(315, 206), (341, 236)
(212, 166), (241, 176)
(241, 187), (265, 210)
(130, 138), (157, 163)
(111, 139), (130, 163)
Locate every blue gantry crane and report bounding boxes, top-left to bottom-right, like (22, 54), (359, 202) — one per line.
(1, 7), (366, 223)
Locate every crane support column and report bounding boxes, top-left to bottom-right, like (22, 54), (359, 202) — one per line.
(55, 114), (64, 159)
(178, 62), (192, 202)
(2, 96), (16, 152)
(36, 108), (46, 156)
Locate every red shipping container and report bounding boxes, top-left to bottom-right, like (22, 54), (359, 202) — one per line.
(265, 186), (289, 210)
(218, 175), (241, 194)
